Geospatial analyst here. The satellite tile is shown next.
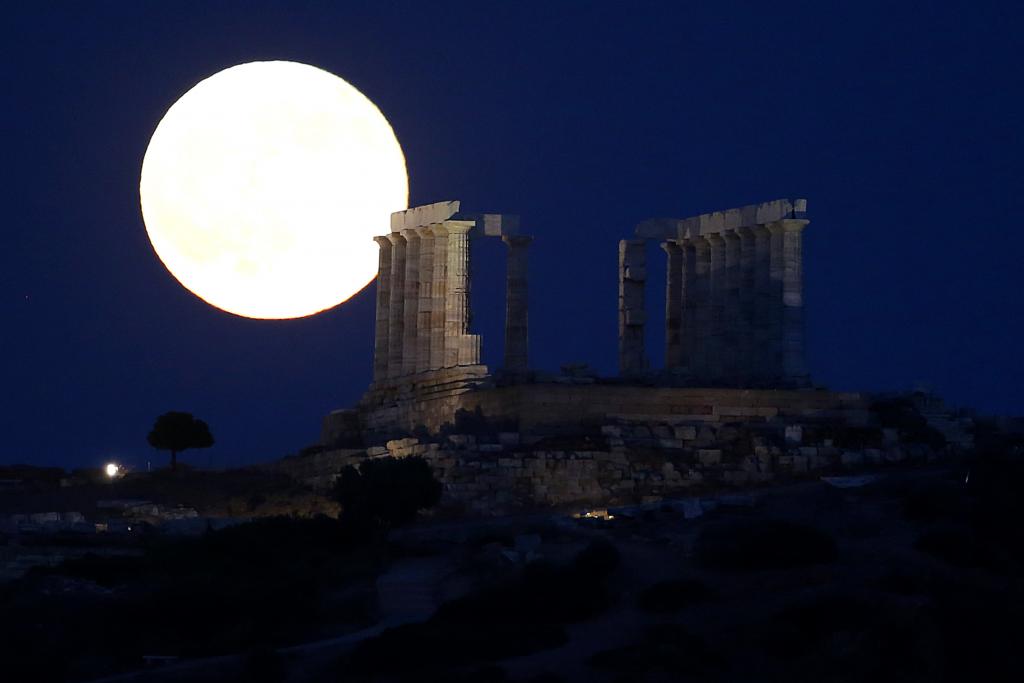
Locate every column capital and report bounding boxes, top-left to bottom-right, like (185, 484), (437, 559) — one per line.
(441, 220), (475, 235)
(415, 225), (434, 238)
(660, 240), (682, 254)
(373, 235), (393, 247)
(705, 233), (725, 246)
(766, 218), (809, 234)
(502, 234), (533, 248)
(722, 229), (741, 243)
(386, 232), (407, 246)
(400, 227), (421, 241)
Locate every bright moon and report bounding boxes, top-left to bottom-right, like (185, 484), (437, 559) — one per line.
(140, 61), (408, 319)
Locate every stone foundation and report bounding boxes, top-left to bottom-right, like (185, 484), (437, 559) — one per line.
(344, 380), (869, 445)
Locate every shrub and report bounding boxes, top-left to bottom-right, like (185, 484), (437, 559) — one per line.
(589, 624), (721, 677)
(694, 518), (837, 571)
(915, 526), (992, 569)
(637, 578), (712, 613)
(870, 398), (946, 450)
(333, 456), (442, 529)
(571, 538), (620, 578)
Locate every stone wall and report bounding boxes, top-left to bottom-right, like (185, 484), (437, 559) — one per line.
(348, 381), (870, 445)
(298, 400), (943, 515)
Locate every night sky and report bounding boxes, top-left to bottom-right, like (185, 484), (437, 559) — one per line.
(3, 2), (1022, 471)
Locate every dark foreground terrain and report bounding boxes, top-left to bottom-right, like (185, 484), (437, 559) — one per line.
(2, 452), (1022, 683)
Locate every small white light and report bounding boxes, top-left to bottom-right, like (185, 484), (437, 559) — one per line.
(105, 463), (120, 478)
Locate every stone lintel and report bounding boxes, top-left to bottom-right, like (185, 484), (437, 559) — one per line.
(390, 201), (522, 239)
(635, 198), (808, 240)
(391, 200), (461, 232)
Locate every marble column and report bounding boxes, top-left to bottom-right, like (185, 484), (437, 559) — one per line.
(415, 227), (434, 373)
(737, 227), (757, 384)
(386, 233), (406, 378)
(372, 236), (392, 383)
(444, 221), (479, 367)
(777, 218), (810, 386)
(618, 239), (647, 375)
(680, 240), (697, 374)
(401, 229), (420, 376)
(661, 241), (683, 370)
(503, 235), (531, 372)
(723, 230), (742, 384)
(706, 234), (727, 382)
(689, 237), (711, 382)
(430, 224), (448, 370)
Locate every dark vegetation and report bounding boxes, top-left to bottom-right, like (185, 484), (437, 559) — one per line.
(0, 516), (384, 682)
(332, 456), (442, 530)
(637, 578), (713, 613)
(343, 539), (620, 679)
(147, 411), (215, 469)
(870, 397), (947, 449)
(589, 623), (723, 678)
(694, 518), (838, 570)
(0, 456), (446, 682)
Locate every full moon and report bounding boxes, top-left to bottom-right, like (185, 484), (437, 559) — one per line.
(140, 61), (408, 319)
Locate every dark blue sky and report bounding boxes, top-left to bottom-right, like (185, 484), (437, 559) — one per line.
(2, 1), (1022, 470)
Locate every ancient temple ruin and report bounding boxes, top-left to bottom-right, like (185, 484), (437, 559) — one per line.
(305, 196), (967, 515)
(368, 200), (530, 383)
(347, 197), (839, 444)
(619, 198), (810, 387)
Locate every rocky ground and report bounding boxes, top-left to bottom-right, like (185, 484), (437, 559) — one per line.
(28, 458), (1018, 683)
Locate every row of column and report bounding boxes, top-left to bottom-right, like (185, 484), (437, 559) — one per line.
(619, 219), (808, 387)
(373, 223), (531, 382)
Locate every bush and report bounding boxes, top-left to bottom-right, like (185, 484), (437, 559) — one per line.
(348, 540), (622, 675)
(571, 538), (620, 577)
(902, 481), (966, 523)
(870, 398), (946, 450)
(915, 525), (992, 569)
(333, 456), (442, 529)
(589, 624), (721, 677)
(694, 519), (837, 571)
(637, 578), (713, 613)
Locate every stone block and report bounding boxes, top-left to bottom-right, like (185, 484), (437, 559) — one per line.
(840, 451), (864, 468)
(698, 449), (722, 466)
(674, 425), (697, 440)
(785, 425), (803, 444)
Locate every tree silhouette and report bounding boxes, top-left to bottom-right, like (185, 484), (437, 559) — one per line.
(147, 411), (214, 470)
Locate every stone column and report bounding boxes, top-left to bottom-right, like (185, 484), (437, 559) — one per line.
(430, 224), (448, 370)
(503, 235), (531, 372)
(753, 226), (773, 384)
(775, 218), (810, 386)
(723, 230), (742, 385)
(415, 227), (434, 373)
(401, 229), (420, 376)
(372, 236), (392, 383)
(444, 221), (479, 367)
(661, 241), (683, 370)
(706, 234), (726, 383)
(386, 233), (406, 378)
(737, 227), (757, 385)
(618, 239), (647, 375)
(680, 240), (697, 374)
(689, 237), (711, 382)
